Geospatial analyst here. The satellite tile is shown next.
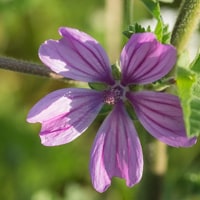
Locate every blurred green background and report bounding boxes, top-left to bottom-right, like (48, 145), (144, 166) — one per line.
(0, 0), (200, 199)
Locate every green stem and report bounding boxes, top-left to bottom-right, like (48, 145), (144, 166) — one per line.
(0, 56), (68, 81)
(124, 0), (134, 26)
(171, 0), (200, 53)
(129, 0), (134, 24)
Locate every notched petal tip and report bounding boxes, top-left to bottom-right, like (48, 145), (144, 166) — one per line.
(127, 91), (196, 148)
(182, 136), (197, 147)
(92, 175), (111, 193)
(90, 103), (143, 192)
(27, 88), (104, 146)
(58, 27), (95, 43)
(120, 32), (177, 85)
(39, 27), (114, 84)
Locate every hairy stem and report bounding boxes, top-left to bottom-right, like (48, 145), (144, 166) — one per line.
(0, 56), (68, 81)
(171, 0), (200, 53)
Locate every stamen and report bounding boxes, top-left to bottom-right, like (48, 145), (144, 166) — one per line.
(103, 85), (124, 105)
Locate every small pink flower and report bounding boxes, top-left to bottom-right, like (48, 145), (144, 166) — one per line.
(27, 27), (196, 192)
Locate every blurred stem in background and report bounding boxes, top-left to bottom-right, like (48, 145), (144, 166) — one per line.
(124, 0), (134, 26)
(105, 0), (123, 62)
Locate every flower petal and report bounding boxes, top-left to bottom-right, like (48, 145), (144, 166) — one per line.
(120, 33), (176, 85)
(127, 91), (197, 147)
(90, 102), (143, 192)
(27, 88), (104, 146)
(39, 27), (115, 85)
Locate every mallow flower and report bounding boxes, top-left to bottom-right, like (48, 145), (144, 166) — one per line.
(27, 27), (196, 192)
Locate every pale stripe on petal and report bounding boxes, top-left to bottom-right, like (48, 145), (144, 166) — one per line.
(39, 27), (114, 85)
(120, 33), (176, 85)
(27, 88), (104, 146)
(90, 102), (143, 192)
(127, 91), (197, 147)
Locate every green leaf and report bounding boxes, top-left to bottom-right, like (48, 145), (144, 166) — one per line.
(111, 63), (121, 80)
(190, 52), (200, 73)
(141, 0), (171, 43)
(141, 0), (160, 19)
(177, 51), (200, 137)
(124, 1), (171, 43)
(154, 19), (164, 42)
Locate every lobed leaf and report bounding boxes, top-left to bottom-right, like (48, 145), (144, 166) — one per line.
(141, 0), (160, 19)
(177, 51), (200, 137)
(141, 0), (171, 43)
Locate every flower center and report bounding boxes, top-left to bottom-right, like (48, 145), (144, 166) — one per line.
(103, 84), (125, 105)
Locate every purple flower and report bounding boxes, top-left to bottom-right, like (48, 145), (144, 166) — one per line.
(27, 27), (196, 192)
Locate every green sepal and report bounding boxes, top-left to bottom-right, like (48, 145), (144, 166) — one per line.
(98, 104), (112, 115)
(125, 101), (138, 121)
(161, 24), (171, 44)
(88, 82), (107, 91)
(123, 23), (151, 39)
(111, 63), (121, 80)
(151, 76), (175, 91)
